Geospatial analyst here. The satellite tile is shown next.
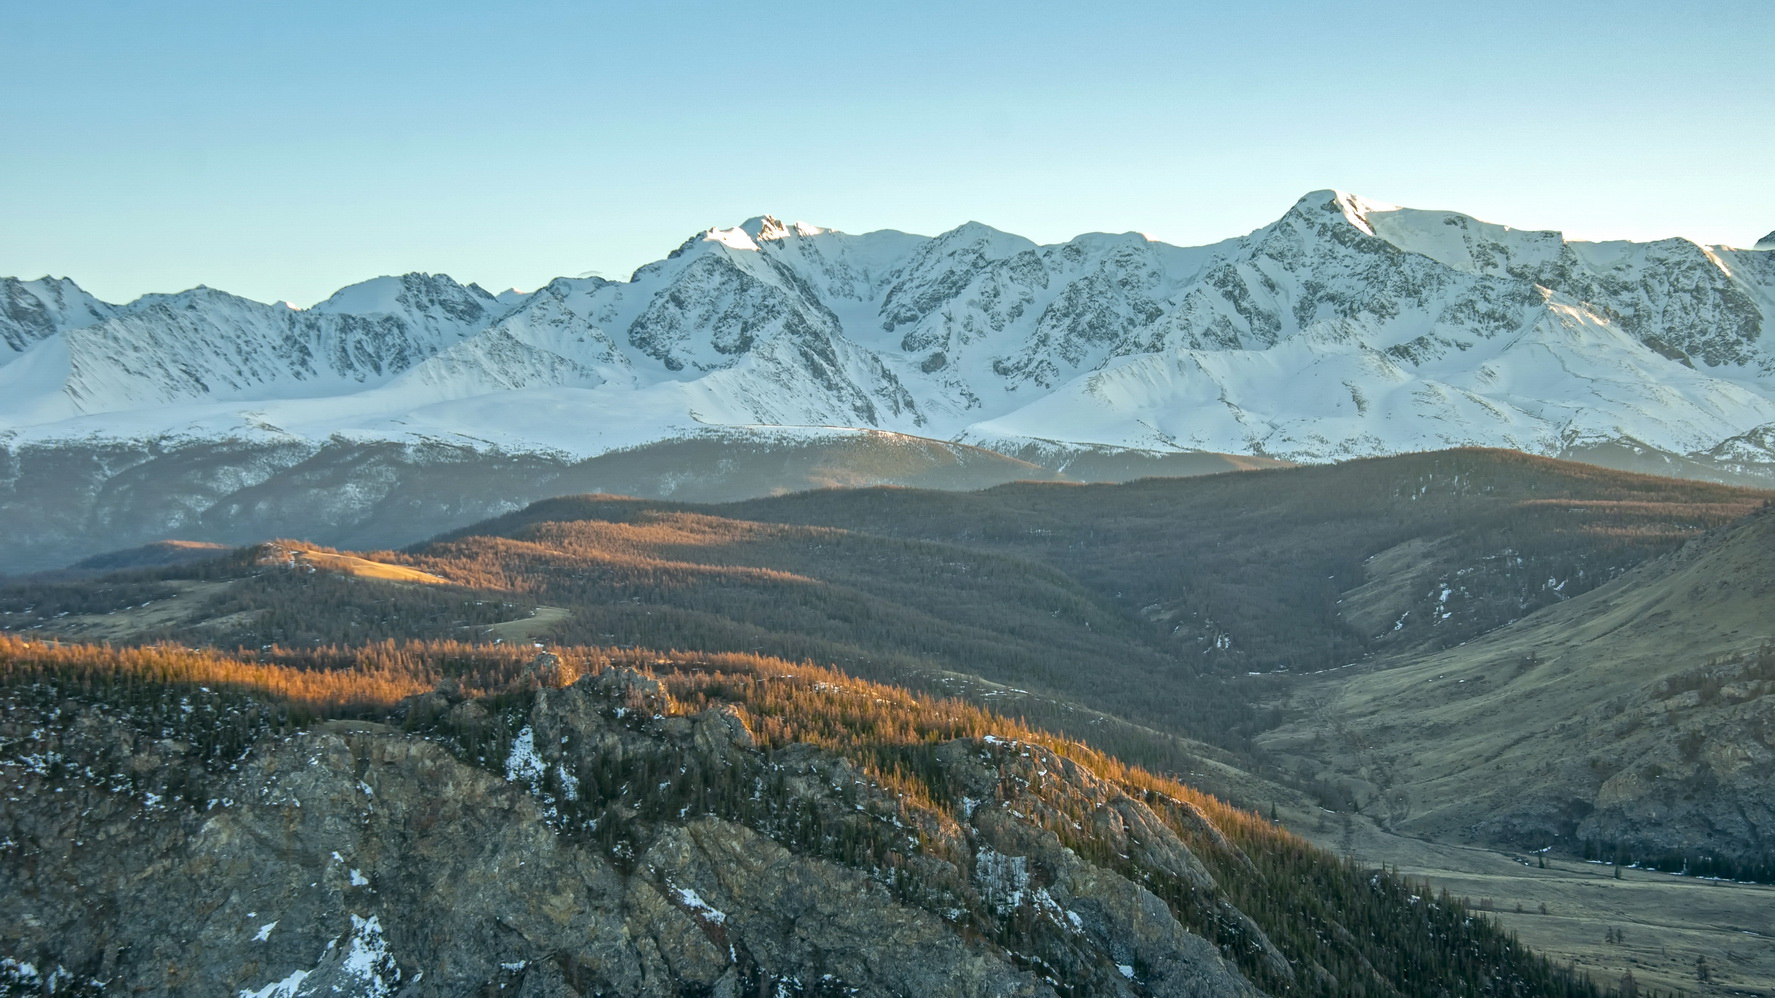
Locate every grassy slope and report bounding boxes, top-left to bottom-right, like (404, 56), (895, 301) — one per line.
(404, 505), (1255, 747)
(1249, 501), (1775, 994)
(1, 428), (1281, 576)
(1280, 813), (1775, 998)
(412, 448), (1764, 676)
(1260, 506), (1775, 863)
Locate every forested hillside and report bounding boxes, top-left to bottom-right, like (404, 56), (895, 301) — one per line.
(1, 636), (1615, 997)
(2, 448), (1766, 994)
(3, 449), (1762, 784)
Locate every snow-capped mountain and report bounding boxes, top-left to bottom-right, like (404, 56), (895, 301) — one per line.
(0, 274), (499, 424)
(1, 277), (116, 357)
(6, 191), (1773, 466)
(4, 191), (1775, 569)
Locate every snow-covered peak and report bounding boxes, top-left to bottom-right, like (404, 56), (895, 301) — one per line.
(739, 215), (790, 241)
(1324, 189), (1399, 235)
(697, 216), (833, 252)
(932, 219), (1030, 251)
(309, 275), (409, 313)
(1281, 189), (1398, 237)
(1335, 190), (1400, 213)
(4, 190), (1775, 480)
(1757, 230), (1775, 252)
(1362, 205), (1566, 275)
(126, 284), (265, 313)
(1058, 231), (1167, 255)
(1273, 190), (1617, 284)
(877, 220), (1037, 291)
(309, 272), (492, 316)
(727, 215), (831, 242)
(701, 225), (764, 252)
(1, 276), (116, 356)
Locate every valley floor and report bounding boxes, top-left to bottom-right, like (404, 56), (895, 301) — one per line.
(1284, 812), (1775, 997)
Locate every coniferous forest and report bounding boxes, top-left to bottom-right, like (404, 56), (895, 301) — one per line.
(2, 634), (1630, 996)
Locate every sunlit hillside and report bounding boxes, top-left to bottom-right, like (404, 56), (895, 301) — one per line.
(2, 634), (1611, 997)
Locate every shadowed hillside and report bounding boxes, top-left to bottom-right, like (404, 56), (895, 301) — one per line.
(3, 450), (1762, 777)
(432, 448), (1765, 674)
(0, 431), (1278, 575)
(2, 449), (1768, 994)
(1262, 502), (1775, 878)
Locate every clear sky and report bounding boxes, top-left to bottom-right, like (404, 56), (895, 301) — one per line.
(4, 0), (1771, 307)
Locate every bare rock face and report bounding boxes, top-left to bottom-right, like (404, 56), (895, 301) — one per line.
(1574, 686), (1775, 873)
(1, 675), (1263, 997)
(640, 821), (1054, 998)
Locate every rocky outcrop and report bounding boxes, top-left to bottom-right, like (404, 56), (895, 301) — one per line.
(1570, 669), (1775, 873)
(0, 670), (1263, 996)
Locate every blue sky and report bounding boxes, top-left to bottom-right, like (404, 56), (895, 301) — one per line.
(3, 0), (1770, 306)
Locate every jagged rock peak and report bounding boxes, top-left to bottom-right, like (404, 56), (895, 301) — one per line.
(698, 215), (832, 252)
(1, 275), (117, 352)
(739, 215), (789, 241)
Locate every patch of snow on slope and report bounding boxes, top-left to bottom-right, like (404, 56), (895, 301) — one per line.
(238, 966), (310, 998)
(338, 915), (401, 996)
(672, 886), (728, 923)
(237, 914), (401, 998)
(504, 725), (546, 786)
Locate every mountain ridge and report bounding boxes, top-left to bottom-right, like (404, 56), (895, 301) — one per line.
(4, 190), (1772, 466)
(7, 191), (1775, 571)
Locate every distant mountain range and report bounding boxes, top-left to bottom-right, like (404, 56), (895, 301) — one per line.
(4, 191), (1774, 569)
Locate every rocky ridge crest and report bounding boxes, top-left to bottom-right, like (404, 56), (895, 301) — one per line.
(2, 661), (1265, 996)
